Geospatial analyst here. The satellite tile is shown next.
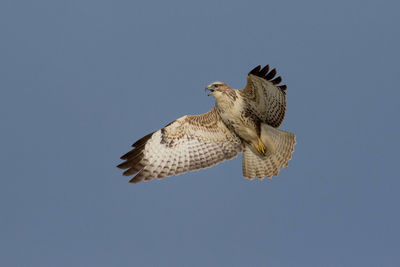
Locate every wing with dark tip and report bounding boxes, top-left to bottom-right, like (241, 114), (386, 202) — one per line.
(240, 64), (287, 127)
(117, 107), (243, 183)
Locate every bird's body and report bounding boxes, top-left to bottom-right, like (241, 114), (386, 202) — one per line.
(212, 86), (263, 154)
(118, 65), (296, 183)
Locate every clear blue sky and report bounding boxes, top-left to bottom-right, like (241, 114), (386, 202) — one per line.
(1, 0), (399, 266)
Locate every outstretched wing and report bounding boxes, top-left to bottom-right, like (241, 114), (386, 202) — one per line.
(117, 107), (243, 183)
(240, 65), (287, 128)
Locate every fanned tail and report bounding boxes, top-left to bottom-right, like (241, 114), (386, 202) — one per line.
(242, 124), (296, 180)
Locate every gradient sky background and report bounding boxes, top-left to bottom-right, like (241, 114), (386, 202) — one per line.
(1, 0), (399, 266)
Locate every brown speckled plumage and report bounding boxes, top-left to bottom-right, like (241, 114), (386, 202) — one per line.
(240, 65), (287, 128)
(118, 64), (296, 183)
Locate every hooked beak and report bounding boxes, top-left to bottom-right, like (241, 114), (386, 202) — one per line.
(205, 85), (215, 96)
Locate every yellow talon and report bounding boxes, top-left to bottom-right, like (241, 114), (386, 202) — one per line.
(256, 138), (266, 155)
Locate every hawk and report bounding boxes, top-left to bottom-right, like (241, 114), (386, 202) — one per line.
(118, 65), (296, 183)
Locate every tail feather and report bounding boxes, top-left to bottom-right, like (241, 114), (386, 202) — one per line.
(242, 124), (296, 180)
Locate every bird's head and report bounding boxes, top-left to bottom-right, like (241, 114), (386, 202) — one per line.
(205, 81), (233, 102)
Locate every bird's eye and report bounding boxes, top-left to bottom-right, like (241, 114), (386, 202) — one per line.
(214, 84), (219, 88)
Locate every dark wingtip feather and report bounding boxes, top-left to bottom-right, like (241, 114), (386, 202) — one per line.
(259, 65), (269, 77)
(265, 68), (277, 80)
(278, 85), (287, 91)
(248, 65), (261, 75)
(118, 152), (144, 170)
(123, 166), (141, 176)
(271, 76), (282, 85)
(120, 150), (134, 160)
(131, 132), (154, 148)
(122, 169), (131, 176)
(120, 147), (143, 161)
(117, 162), (126, 169)
(129, 172), (145, 183)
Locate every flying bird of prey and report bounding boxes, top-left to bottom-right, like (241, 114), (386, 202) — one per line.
(118, 65), (296, 183)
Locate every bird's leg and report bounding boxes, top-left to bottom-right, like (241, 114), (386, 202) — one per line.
(255, 137), (267, 156)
